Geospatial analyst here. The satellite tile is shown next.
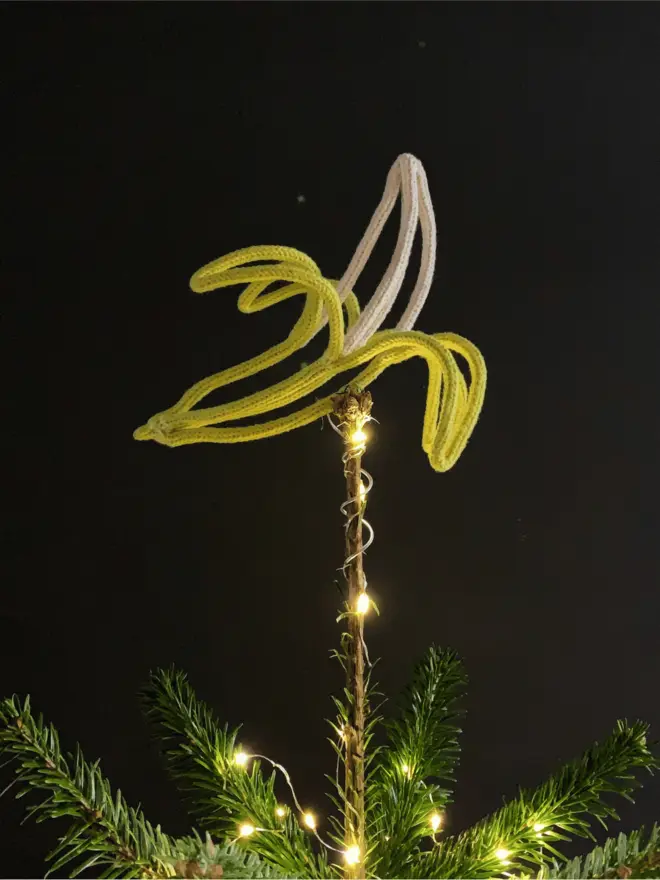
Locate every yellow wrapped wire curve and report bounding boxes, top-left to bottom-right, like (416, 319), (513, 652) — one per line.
(133, 243), (486, 472)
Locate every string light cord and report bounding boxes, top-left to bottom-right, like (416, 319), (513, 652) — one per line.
(360, 634), (374, 670)
(133, 154), (486, 474)
(329, 420), (375, 634)
(342, 521), (374, 571)
(328, 414), (375, 578)
(340, 479), (374, 570)
(236, 753), (344, 856)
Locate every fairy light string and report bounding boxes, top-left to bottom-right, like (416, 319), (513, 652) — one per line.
(230, 750), (345, 857)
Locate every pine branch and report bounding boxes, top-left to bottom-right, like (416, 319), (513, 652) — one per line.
(411, 720), (658, 880)
(169, 831), (284, 879)
(537, 823), (660, 879)
(141, 668), (330, 879)
(0, 694), (178, 879)
(366, 647), (467, 878)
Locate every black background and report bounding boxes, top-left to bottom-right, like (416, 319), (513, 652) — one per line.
(3, 3), (660, 876)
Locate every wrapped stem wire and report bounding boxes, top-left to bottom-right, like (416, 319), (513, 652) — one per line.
(330, 389), (374, 880)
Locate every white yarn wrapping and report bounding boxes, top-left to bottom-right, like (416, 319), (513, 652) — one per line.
(314, 153), (437, 354)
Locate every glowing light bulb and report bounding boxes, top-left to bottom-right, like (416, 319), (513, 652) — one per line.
(533, 822), (545, 832)
(351, 429), (367, 446)
(356, 592), (370, 614)
(303, 812), (316, 830)
(344, 846), (361, 866)
(234, 751), (249, 767)
(401, 763), (411, 777)
(495, 848), (511, 862)
(239, 823), (255, 838)
(359, 482), (367, 501)
(275, 806), (286, 818)
(430, 812), (443, 832)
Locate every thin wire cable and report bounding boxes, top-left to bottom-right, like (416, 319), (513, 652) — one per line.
(342, 520), (374, 571)
(361, 634), (373, 670)
(330, 413), (375, 578)
(249, 754), (344, 855)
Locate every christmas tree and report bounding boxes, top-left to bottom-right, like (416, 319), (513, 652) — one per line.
(2, 156), (657, 879)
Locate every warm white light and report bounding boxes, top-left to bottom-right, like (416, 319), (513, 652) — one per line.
(356, 592), (370, 614)
(234, 751), (249, 767)
(359, 482), (367, 501)
(239, 823), (255, 838)
(533, 822), (545, 832)
(275, 806), (286, 818)
(495, 848), (511, 862)
(344, 845), (361, 866)
(401, 763), (412, 777)
(351, 429), (367, 445)
(430, 812), (443, 832)
(303, 812), (316, 830)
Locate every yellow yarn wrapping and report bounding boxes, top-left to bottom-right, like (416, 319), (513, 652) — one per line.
(133, 245), (486, 472)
